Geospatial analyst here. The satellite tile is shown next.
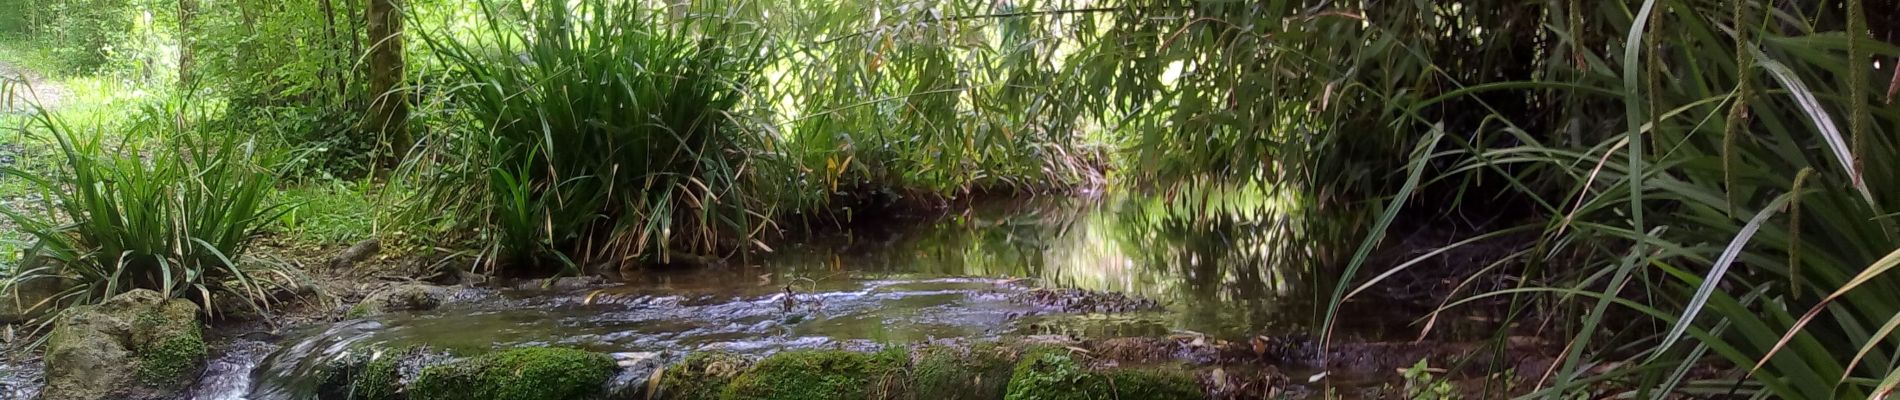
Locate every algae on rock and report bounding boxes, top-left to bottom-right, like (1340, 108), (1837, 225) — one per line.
(316, 347), (416, 400)
(721, 349), (909, 400)
(1004, 347), (1200, 400)
(41, 289), (208, 400)
(347, 284), (448, 318)
(658, 351), (752, 400)
(409, 347), (615, 400)
(911, 345), (1014, 400)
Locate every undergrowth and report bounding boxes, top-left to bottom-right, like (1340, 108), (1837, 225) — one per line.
(0, 100), (292, 318)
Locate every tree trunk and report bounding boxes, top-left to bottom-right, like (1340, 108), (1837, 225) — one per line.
(365, 0), (409, 165)
(318, 0), (345, 100)
(177, 0), (196, 90)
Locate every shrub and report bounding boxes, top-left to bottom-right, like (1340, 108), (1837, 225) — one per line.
(0, 101), (289, 316)
(410, 0), (772, 275)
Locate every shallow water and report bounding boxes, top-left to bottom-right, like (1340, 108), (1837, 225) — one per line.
(20, 190), (1393, 399)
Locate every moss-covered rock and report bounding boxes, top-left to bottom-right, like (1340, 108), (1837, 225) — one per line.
(722, 349), (908, 400)
(409, 347), (615, 400)
(911, 344), (1014, 400)
(658, 351), (751, 400)
(1004, 347), (1199, 400)
(347, 284), (448, 318)
(316, 347), (415, 400)
(42, 311), (134, 400)
(42, 289), (207, 400)
(132, 300), (208, 383)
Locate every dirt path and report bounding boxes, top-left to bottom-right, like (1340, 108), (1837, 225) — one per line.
(0, 59), (69, 112)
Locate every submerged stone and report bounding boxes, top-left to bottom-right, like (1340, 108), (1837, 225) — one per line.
(42, 289), (207, 400)
(408, 347), (615, 400)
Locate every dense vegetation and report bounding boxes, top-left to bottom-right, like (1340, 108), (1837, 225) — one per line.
(0, 0), (1896, 397)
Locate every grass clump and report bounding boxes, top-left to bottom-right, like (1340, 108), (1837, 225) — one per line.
(409, 0), (771, 276)
(0, 101), (289, 317)
(276, 179), (377, 246)
(410, 347), (614, 400)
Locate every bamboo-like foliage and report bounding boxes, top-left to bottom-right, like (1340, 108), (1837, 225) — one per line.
(0, 101), (290, 317)
(410, 0), (772, 273)
(1328, 1), (1900, 398)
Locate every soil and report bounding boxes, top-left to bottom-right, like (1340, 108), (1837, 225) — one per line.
(0, 59), (69, 112)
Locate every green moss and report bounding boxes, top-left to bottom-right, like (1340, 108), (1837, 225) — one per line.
(1005, 348), (1101, 400)
(137, 334), (208, 383)
(317, 347), (412, 400)
(721, 349), (908, 400)
(409, 347), (615, 400)
(1004, 347), (1200, 400)
(132, 308), (207, 385)
(346, 302), (376, 319)
(659, 352), (750, 400)
(911, 345), (1013, 400)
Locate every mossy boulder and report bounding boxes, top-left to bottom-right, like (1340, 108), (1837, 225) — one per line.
(658, 351), (751, 400)
(722, 349), (909, 400)
(1004, 347), (1199, 400)
(315, 347), (416, 400)
(348, 284), (448, 318)
(42, 289), (207, 400)
(409, 347), (615, 400)
(911, 345), (1014, 400)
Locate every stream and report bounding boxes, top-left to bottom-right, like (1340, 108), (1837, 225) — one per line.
(11, 190), (1415, 399)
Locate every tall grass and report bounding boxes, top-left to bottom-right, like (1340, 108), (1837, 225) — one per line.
(0, 101), (290, 316)
(407, 0), (772, 274)
(0, 74), (19, 111)
(1307, 1), (1900, 398)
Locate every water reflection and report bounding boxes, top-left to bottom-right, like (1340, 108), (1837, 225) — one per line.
(765, 186), (1359, 338)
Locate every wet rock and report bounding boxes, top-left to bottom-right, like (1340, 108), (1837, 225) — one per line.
(329, 239), (383, 271)
(511, 275), (605, 291)
(42, 289), (207, 400)
(409, 347), (616, 400)
(347, 284), (448, 318)
(721, 349), (909, 400)
(657, 351), (751, 400)
(0, 268), (68, 323)
(600, 351), (665, 399)
(1012, 288), (1161, 314)
(1004, 347), (1201, 400)
(311, 346), (418, 400)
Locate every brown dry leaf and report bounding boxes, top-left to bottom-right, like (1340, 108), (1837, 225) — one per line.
(644, 366), (666, 399)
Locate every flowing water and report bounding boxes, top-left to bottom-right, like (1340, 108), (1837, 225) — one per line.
(10, 190), (1412, 399)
